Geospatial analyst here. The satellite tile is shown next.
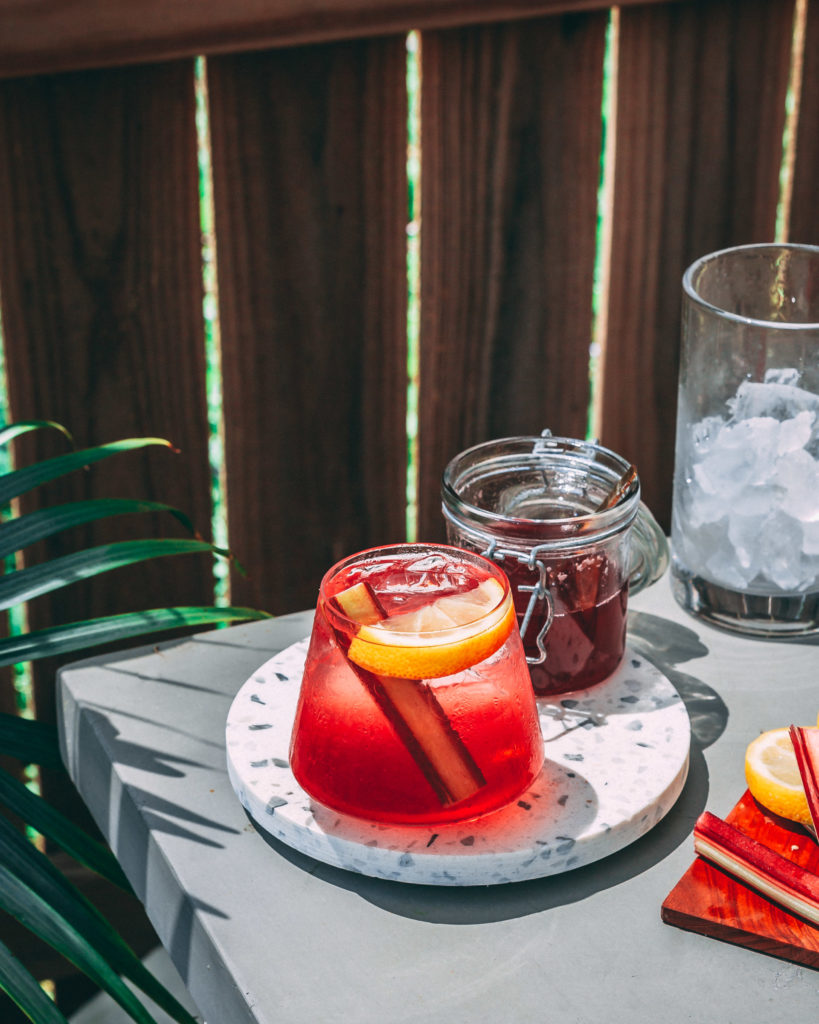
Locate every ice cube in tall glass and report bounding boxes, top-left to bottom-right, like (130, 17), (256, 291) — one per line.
(671, 243), (819, 635)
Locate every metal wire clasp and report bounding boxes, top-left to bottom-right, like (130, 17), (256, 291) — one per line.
(480, 540), (553, 665)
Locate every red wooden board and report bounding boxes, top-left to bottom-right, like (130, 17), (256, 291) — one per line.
(662, 789), (819, 968)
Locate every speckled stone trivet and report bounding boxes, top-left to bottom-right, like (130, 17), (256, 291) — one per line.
(226, 641), (690, 886)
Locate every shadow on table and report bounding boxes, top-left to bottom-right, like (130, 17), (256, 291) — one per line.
(257, 783), (694, 924)
(259, 609), (728, 924)
(627, 609), (727, 751)
(68, 708), (242, 906)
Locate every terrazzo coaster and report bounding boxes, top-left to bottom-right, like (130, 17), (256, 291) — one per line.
(226, 641), (690, 886)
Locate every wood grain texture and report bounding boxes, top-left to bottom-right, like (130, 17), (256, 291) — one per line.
(663, 790), (819, 969)
(0, 0), (673, 79)
(208, 39), (408, 614)
(601, 0), (795, 530)
(0, 62), (215, 638)
(416, 12), (607, 541)
(789, 0), (819, 243)
(0, 63), (215, 858)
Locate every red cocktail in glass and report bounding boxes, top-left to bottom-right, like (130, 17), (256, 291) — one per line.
(289, 544), (544, 825)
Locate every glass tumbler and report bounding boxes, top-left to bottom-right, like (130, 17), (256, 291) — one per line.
(442, 434), (668, 696)
(670, 243), (819, 636)
(289, 543), (544, 826)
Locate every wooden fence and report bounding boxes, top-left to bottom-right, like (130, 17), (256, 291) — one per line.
(0, 0), (817, 1012)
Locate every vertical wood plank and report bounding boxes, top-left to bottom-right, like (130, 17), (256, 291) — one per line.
(601, 0), (795, 529)
(789, 0), (819, 242)
(0, 63), (214, 911)
(208, 37), (408, 615)
(0, 61), (214, 651)
(417, 12), (608, 541)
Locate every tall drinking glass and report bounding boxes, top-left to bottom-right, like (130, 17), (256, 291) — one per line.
(670, 243), (819, 636)
(289, 544), (544, 825)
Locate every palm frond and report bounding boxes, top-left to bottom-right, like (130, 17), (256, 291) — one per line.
(0, 421), (73, 449)
(0, 499), (199, 560)
(0, 714), (63, 770)
(0, 438), (175, 507)
(0, 938), (69, 1024)
(0, 862), (163, 1024)
(0, 818), (197, 1024)
(0, 769), (131, 892)
(0, 538), (227, 612)
(0, 606), (269, 668)
(0, 423), (269, 1021)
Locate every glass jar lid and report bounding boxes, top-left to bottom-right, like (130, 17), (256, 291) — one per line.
(441, 434), (641, 549)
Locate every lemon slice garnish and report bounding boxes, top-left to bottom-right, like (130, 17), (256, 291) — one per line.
(745, 727), (812, 827)
(347, 578), (515, 680)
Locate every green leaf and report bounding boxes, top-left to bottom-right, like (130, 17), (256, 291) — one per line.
(0, 420), (74, 449)
(0, 499), (199, 560)
(0, 606), (270, 667)
(0, 715), (63, 770)
(0, 817), (197, 1024)
(0, 438), (175, 507)
(0, 861), (162, 1024)
(0, 430), (266, 1022)
(0, 538), (225, 612)
(0, 936), (69, 1024)
(0, 768), (131, 892)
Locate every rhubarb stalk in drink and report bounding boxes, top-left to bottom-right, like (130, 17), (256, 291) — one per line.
(289, 544), (544, 825)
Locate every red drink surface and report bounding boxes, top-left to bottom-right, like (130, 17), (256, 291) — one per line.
(289, 550), (544, 825)
(325, 553), (476, 618)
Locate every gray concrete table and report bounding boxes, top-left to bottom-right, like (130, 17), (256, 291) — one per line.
(57, 572), (819, 1024)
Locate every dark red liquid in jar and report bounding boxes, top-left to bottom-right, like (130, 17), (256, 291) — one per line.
(506, 554), (628, 694)
(511, 561), (626, 696)
(467, 544), (628, 695)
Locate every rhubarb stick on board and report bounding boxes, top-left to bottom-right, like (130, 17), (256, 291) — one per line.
(789, 725), (819, 838)
(331, 581), (487, 806)
(693, 810), (819, 926)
